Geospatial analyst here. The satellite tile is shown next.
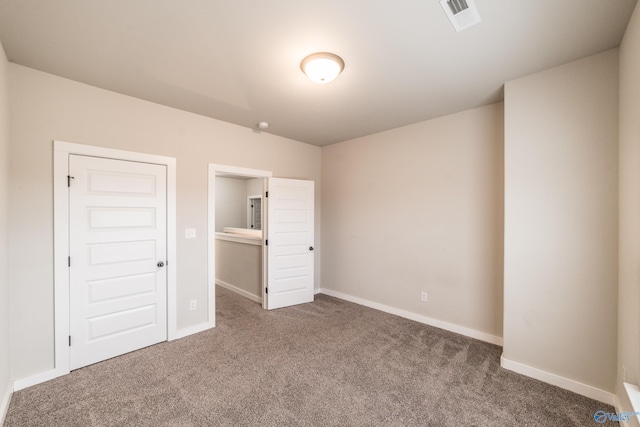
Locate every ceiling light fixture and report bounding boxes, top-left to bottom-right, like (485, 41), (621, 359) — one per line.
(300, 52), (345, 84)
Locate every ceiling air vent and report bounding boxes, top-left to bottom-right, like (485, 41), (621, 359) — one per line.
(440, 0), (481, 32)
(447, 0), (469, 14)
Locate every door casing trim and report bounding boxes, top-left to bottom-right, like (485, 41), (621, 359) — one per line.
(53, 140), (177, 378)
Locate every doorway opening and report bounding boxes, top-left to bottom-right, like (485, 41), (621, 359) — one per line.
(208, 165), (272, 312)
(215, 174), (266, 304)
(208, 164), (316, 315)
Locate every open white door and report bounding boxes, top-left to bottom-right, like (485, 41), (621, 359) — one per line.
(265, 178), (314, 310)
(69, 155), (167, 369)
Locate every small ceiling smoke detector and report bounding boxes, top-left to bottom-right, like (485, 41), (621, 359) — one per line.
(300, 52), (345, 84)
(440, 0), (481, 32)
(257, 121), (269, 130)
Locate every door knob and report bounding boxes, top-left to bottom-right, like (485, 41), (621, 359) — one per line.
(157, 261), (165, 268)
(309, 246), (314, 251)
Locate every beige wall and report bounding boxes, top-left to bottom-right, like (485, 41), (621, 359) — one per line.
(8, 64), (321, 381)
(215, 239), (262, 299)
(0, 40), (11, 416)
(503, 49), (619, 392)
(322, 103), (504, 339)
(246, 178), (263, 199)
(215, 177), (249, 232)
(618, 1), (640, 420)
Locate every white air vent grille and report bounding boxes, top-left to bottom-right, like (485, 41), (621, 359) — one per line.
(447, 0), (469, 15)
(440, 0), (481, 32)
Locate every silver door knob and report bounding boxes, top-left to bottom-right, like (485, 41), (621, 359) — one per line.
(157, 261), (165, 268)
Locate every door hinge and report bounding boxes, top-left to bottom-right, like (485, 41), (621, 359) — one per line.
(265, 191), (268, 198)
(67, 175), (74, 187)
(265, 239), (268, 246)
(68, 256), (71, 267)
(266, 287), (268, 294)
(68, 336), (71, 346)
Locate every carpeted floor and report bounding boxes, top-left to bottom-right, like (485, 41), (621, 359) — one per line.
(5, 286), (616, 426)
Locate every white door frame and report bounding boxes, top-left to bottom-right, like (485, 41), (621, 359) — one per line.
(208, 164), (272, 311)
(53, 140), (177, 378)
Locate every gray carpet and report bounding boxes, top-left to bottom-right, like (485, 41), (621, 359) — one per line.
(5, 286), (616, 426)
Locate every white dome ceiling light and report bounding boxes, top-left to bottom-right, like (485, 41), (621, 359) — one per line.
(300, 52), (345, 84)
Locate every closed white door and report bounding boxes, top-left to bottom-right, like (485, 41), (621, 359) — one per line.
(69, 155), (167, 370)
(265, 178), (314, 310)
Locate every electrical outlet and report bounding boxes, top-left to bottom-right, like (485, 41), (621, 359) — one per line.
(421, 291), (428, 303)
(189, 299), (197, 311)
(185, 228), (196, 239)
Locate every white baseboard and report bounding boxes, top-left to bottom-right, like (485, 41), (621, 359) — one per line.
(12, 367), (65, 392)
(14, 323), (212, 392)
(500, 355), (615, 406)
(174, 321), (214, 340)
(319, 288), (503, 346)
(216, 279), (262, 304)
(1, 381), (12, 425)
(614, 395), (628, 427)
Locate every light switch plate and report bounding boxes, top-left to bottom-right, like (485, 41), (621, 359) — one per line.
(185, 228), (196, 239)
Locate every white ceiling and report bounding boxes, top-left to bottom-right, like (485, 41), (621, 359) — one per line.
(0, 0), (636, 146)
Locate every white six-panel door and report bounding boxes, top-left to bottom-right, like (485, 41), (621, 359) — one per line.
(265, 178), (314, 310)
(69, 155), (167, 369)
